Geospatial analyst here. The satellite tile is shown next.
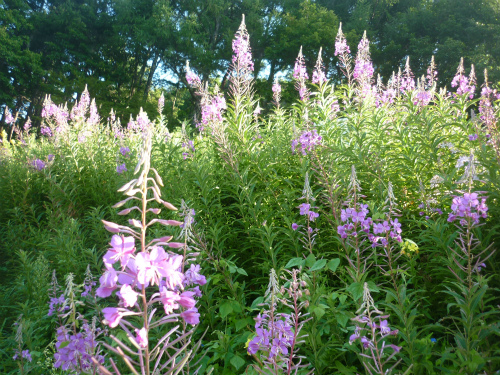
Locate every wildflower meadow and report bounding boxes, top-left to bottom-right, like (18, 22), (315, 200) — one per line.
(1, 15), (500, 375)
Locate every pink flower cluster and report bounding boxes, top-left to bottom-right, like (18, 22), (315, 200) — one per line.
(447, 192), (488, 226)
(70, 86), (91, 120)
(96, 234), (205, 328)
(186, 69), (201, 87)
(127, 108), (151, 133)
(293, 54), (308, 81)
(291, 129), (322, 156)
(451, 60), (476, 99)
(42, 95), (69, 129)
(451, 74), (475, 98)
(201, 94), (227, 125)
(232, 32), (254, 72)
(335, 38), (350, 57)
(4, 107), (15, 125)
(479, 86), (499, 129)
(337, 204), (402, 246)
(414, 90), (432, 106)
(13, 350), (32, 362)
(312, 48), (326, 85)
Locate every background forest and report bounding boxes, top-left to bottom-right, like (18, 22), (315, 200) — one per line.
(2, 0), (500, 128)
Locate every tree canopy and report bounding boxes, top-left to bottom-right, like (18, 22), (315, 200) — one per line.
(1, 0), (500, 127)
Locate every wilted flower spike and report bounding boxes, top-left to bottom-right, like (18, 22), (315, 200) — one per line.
(264, 268), (280, 301)
(301, 172), (315, 201)
(348, 165), (362, 197)
(158, 93), (165, 114)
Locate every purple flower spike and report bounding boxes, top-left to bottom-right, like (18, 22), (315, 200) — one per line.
(292, 223), (299, 231)
(116, 163), (127, 174)
(32, 159), (46, 171)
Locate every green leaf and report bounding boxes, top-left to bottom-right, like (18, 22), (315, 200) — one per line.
(347, 282), (364, 301)
(250, 297), (264, 310)
(305, 253), (316, 268)
(230, 355), (246, 370)
(58, 341), (70, 349)
(235, 318), (250, 331)
(312, 306), (326, 319)
(220, 302), (233, 318)
(366, 281), (380, 293)
(336, 311), (350, 328)
(327, 258), (340, 272)
(285, 257), (304, 268)
(310, 259), (327, 271)
(236, 267), (248, 276)
(230, 300), (242, 313)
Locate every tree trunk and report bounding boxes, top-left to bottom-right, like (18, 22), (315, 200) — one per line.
(268, 60), (276, 84)
(143, 51), (160, 101)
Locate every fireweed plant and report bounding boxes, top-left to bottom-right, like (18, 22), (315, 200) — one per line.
(2, 15), (500, 375)
(247, 268), (313, 375)
(93, 131), (206, 374)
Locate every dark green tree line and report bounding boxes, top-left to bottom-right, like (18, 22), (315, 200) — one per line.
(1, 0), (499, 128)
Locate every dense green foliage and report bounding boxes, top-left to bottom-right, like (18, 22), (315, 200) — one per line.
(1, 56), (500, 374)
(2, 0), (500, 129)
